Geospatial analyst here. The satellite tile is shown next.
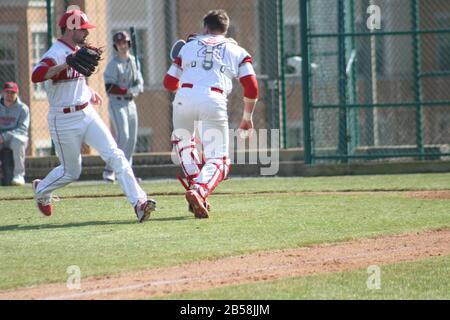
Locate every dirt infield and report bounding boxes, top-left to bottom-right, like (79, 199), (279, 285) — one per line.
(405, 190), (450, 200)
(3, 189), (450, 202)
(0, 228), (449, 300)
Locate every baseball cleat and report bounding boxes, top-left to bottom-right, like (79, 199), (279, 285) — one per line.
(11, 175), (25, 186)
(134, 199), (157, 223)
(188, 201), (211, 214)
(32, 179), (57, 216)
(185, 190), (209, 219)
(102, 170), (115, 184)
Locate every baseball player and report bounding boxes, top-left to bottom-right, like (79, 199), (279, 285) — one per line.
(102, 31), (144, 183)
(31, 9), (156, 222)
(163, 9), (259, 218)
(0, 82), (30, 186)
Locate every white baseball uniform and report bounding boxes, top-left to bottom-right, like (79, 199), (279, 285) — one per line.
(103, 54), (143, 178)
(31, 39), (148, 207)
(164, 34), (256, 196)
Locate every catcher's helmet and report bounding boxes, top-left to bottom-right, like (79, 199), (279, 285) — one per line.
(113, 31), (131, 50)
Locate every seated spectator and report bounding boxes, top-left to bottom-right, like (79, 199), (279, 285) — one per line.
(0, 82), (30, 186)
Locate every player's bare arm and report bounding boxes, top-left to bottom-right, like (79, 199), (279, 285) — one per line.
(238, 73), (259, 135)
(43, 63), (68, 80)
(89, 87), (103, 106)
(239, 98), (257, 132)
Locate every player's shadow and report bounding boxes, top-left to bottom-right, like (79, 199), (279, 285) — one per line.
(0, 216), (190, 232)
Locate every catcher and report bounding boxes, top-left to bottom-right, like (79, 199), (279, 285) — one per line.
(164, 10), (259, 218)
(31, 8), (156, 222)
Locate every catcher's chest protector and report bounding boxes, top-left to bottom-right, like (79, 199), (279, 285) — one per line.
(177, 35), (251, 94)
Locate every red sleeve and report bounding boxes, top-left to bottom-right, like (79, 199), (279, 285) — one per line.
(239, 74), (258, 99)
(174, 56), (182, 67)
(163, 74), (180, 92)
(31, 58), (56, 83)
(108, 84), (128, 95)
(239, 56), (253, 66)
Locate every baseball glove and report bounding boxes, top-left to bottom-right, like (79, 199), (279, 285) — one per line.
(66, 45), (103, 77)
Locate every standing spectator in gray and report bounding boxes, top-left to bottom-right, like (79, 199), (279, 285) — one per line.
(0, 82), (30, 186)
(103, 31), (144, 183)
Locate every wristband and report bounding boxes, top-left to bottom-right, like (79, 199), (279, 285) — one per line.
(243, 111), (253, 121)
(243, 97), (258, 103)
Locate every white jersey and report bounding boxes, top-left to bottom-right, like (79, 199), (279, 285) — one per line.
(32, 39), (92, 112)
(167, 34), (255, 95)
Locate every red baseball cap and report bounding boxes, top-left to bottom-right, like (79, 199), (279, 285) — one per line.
(3, 82), (19, 93)
(58, 9), (96, 30)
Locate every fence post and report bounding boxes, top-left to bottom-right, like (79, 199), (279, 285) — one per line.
(278, 0), (288, 149)
(46, 0), (53, 48)
(46, 0), (55, 156)
(300, 0), (312, 164)
(338, 0), (349, 162)
(412, 0), (424, 159)
(348, 0), (359, 151)
(259, 1), (281, 133)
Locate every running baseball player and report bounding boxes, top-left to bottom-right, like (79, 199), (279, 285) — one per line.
(0, 82), (30, 186)
(102, 31), (144, 183)
(31, 9), (156, 222)
(163, 9), (259, 218)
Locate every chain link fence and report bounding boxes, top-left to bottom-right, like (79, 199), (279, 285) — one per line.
(302, 0), (450, 163)
(1, 0), (450, 164)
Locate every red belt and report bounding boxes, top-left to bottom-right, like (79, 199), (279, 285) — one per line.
(181, 83), (223, 94)
(62, 102), (89, 114)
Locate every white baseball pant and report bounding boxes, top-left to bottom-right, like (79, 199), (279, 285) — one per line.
(105, 98), (138, 172)
(172, 86), (230, 195)
(34, 105), (147, 206)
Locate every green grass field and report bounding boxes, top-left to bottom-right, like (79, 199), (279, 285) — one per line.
(1, 173), (450, 298)
(161, 255), (450, 300)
